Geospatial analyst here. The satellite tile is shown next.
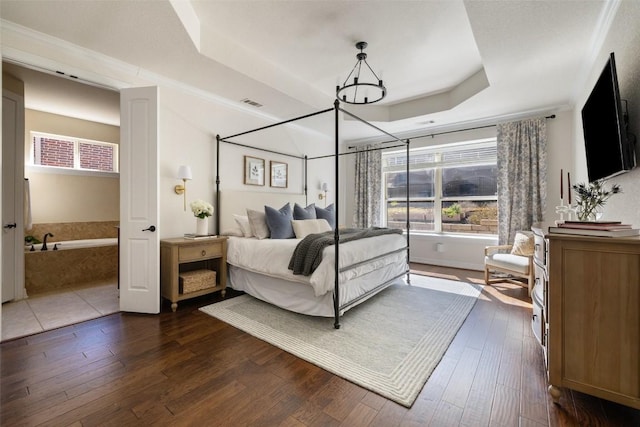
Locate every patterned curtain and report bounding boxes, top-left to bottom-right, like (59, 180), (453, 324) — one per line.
(496, 118), (547, 244)
(353, 145), (382, 228)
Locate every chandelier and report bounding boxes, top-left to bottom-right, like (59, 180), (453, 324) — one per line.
(336, 41), (386, 105)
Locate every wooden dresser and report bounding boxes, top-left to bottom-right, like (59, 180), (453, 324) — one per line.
(160, 236), (228, 312)
(534, 226), (640, 409)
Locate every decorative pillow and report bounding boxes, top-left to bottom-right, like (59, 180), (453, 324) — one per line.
(511, 231), (534, 256)
(292, 219), (331, 239)
(246, 209), (270, 240)
(220, 227), (244, 237)
(293, 203), (317, 220)
(233, 214), (253, 237)
(264, 203), (294, 239)
(315, 203), (335, 230)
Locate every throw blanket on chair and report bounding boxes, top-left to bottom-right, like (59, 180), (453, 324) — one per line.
(288, 227), (403, 276)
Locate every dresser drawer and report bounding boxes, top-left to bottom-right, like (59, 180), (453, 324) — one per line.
(532, 287), (544, 346)
(533, 233), (546, 265)
(179, 242), (222, 262)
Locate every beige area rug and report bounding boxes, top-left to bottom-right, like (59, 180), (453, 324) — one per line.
(199, 275), (482, 407)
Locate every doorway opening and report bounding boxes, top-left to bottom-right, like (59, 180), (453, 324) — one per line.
(2, 61), (121, 341)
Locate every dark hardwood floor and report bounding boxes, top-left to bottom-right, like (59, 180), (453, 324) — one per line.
(2, 264), (639, 426)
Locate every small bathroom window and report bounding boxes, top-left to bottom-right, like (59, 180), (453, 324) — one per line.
(31, 132), (118, 173)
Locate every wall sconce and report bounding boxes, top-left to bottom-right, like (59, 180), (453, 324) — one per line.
(174, 165), (192, 211)
(318, 182), (329, 206)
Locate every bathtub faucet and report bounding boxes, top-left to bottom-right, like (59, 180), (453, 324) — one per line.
(41, 233), (54, 251)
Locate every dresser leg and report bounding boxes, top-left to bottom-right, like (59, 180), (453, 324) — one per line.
(548, 385), (561, 404)
(221, 289), (226, 298)
(171, 302), (177, 312)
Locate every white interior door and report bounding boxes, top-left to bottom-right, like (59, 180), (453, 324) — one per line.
(2, 89), (25, 303)
(119, 86), (159, 313)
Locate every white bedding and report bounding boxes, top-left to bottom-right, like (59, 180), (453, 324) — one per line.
(226, 233), (407, 297)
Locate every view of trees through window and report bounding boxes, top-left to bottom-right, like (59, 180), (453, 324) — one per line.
(383, 139), (498, 235)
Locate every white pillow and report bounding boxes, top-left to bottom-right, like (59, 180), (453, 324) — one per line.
(292, 219), (332, 239)
(220, 227), (244, 237)
(247, 209), (270, 240)
(233, 214), (253, 237)
(511, 231), (534, 256)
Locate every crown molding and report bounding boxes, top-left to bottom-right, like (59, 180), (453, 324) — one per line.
(346, 103), (569, 146)
(569, 0), (622, 103)
(1, 19), (330, 140)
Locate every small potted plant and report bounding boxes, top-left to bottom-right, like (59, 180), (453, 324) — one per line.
(442, 203), (463, 222)
(572, 179), (621, 221)
(190, 199), (214, 235)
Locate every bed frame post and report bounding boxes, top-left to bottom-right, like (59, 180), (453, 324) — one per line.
(304, 155), (308, 206)
(333, 99), (341, 329)
(405, 139), (411, 284)
(216, 134), (221, 235)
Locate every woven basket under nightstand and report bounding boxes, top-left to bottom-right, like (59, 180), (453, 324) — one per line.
(179, 269), (216, 294)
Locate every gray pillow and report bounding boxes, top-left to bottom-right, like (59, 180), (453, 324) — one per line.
(293, 203), (317, 220)
(315, 203), (335, 229)
(265, 203), (294, 239)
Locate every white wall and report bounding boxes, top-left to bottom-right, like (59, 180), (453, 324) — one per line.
(546, 110), (575, 222)
(572, 0), (640, 227)
(157, 86), (335, 239)
(23, 109), (120, 223)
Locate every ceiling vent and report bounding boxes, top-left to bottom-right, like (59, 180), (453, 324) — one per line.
(240, 98), (263, 108)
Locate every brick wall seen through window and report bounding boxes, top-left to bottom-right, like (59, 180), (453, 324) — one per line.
(32, 133), (118, 173)
(79, 142), (114, 172)
(37, 138), (74, 168)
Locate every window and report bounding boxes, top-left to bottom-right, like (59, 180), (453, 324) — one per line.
(383, 138), (497, 235)
(31, 132), (118, 173)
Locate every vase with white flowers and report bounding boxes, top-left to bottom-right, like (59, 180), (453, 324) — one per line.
(572, 179), (621, 221)
(190, 200), (214, 235)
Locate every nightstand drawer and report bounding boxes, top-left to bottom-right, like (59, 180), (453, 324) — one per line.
(179, 243), (222, 262)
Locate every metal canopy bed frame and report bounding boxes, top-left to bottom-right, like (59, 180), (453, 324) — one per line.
(215, 100), (411, 328)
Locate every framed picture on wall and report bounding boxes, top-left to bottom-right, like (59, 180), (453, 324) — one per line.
(270, 161), (288, 188)
(244, 155), (265, 186)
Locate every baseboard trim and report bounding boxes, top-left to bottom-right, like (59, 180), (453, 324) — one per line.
(410, 257), (483, 272)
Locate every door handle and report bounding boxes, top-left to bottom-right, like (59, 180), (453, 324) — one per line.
(3, 223), (17, 229)
(142, 225), (156, 232)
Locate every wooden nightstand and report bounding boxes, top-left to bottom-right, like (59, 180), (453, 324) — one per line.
(160, 236), (228, 312)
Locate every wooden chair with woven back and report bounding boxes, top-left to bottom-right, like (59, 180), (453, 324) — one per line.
(484, 231), (535, 296)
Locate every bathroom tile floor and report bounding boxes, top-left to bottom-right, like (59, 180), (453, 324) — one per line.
(1, 280), (119, 342)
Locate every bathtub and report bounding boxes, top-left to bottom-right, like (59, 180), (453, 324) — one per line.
(25, 238), (118, 294)
(26, 238), (117, 251)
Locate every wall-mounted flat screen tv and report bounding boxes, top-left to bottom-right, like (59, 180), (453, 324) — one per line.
(581, 52), (635, 182)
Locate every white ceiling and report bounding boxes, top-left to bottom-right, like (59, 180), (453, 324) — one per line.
(0, 0), (611, 140)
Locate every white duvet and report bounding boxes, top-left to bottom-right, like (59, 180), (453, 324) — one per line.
(226, 233), (407, 297)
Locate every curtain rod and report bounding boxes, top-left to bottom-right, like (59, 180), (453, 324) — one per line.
(348, 114), (556, 149)
(307, 143), (406, 161)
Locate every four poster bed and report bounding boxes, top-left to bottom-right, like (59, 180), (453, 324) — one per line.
(215, 101), (411, 328)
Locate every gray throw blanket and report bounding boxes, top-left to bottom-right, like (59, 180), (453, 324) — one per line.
(288, 227), (403, 276)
